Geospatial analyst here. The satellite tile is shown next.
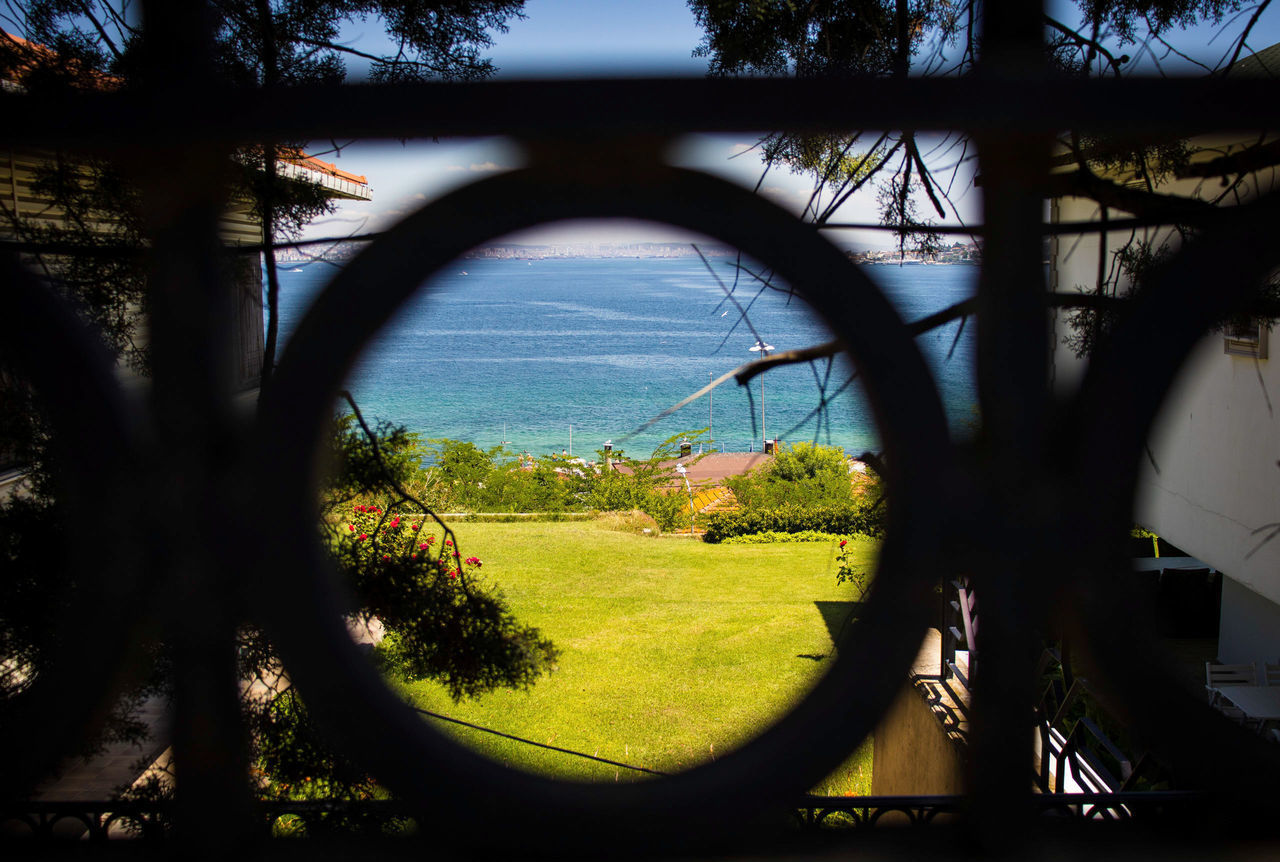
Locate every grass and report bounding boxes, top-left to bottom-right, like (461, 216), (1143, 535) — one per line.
(403, 520), (876, 794)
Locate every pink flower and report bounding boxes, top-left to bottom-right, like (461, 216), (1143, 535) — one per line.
(465, 556), (481, 567)
(419, 543), (429, 551)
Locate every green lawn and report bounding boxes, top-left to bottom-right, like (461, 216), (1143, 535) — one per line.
(403, 521), (876, 794)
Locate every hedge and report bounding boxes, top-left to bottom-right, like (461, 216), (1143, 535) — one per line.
(720, 530), (843, 545)
(701, 503), (885, 544)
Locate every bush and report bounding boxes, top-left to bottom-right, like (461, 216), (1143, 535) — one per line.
(725, 442), (856, 509)
(643, 488), (691, 533)
(701, 502), (884, 544)
(720, 530), (842, 544)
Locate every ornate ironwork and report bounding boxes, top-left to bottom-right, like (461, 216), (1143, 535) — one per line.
(4, 0), (1280, 856)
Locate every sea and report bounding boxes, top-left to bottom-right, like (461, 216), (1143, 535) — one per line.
(273, 256), (978, 458)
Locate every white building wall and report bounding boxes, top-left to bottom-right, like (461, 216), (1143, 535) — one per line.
(1052, 187), (1280, 665)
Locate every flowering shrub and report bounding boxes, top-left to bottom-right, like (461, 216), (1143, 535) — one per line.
(329, 503), (558, 701)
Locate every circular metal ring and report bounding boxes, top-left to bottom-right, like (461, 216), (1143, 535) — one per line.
(1061, 195), (1280, 800)
(256, 158), (952, 847)
(0, 253), (146, 799)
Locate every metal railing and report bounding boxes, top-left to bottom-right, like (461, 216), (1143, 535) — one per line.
(4, 0), (1280, 856)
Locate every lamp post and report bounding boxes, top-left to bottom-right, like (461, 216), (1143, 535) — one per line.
(748, 340), (774, 452)
(708, 370), (713, 452)
(676, 463), (693, 534)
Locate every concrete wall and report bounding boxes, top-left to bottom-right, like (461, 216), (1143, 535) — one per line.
(871, 679), (966, 796)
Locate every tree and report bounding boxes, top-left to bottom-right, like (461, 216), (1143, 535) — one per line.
(684, 0), (1280, 413)
(1, 0), (527, 382)
(0, 0), (545, 803)
(690, 0), (1263, 242)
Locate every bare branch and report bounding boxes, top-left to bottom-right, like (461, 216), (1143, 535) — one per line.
(1178, 138), (1280, 178)
(1044, 167), (1218, 221)
(1225, 0), (1275, 72)
(1044, 14), (1126, 76)
(339, 391), (466, 580)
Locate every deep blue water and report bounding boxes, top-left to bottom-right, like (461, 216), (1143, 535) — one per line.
(274, 257), (977, 457)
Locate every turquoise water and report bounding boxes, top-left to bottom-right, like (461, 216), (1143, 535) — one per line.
(274, 257), (977, 456)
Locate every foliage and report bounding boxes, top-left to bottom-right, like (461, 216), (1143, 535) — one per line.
(725, 442), (858, 509)
(690, 0), (946, 78)
(1062, 238), (1280, 359)
(332, 504), (558, 700)
(418, 430), (710, 530)
(702, 502), (884, 544)
(239, 433), (559, 802)
(1074, 1), (1246, 45)
(720, 530), (842, 544)
(323, 415), (441, 514)
(2, 0), (527, 379)
(642, 488), (691, 533)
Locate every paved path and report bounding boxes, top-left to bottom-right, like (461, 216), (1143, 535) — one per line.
(34, 695), (169, 801)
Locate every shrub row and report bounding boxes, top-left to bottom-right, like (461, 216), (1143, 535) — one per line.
(720, 530), (843, 545)
(702, 503), (884, 544)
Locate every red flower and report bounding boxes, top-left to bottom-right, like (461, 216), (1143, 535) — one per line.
(465, 556), (481, 566)
(419, 543), (429, 551)
(444, 539), (453, 547)
(449, 570), (458, 579)
(389, 517), (401, 528)
(425, 536), (435, 545)
(411, 524), (419, 531)
(355, 505), (365, 513)
(348, 524), (355, 531)
(382, 554), (390, 561)
(839, 539), (847, 548)
(411, 553), (417, 559)
(358, 534), (368, 541)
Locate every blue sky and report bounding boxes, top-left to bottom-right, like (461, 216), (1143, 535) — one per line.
(304, 0), (1280, 249)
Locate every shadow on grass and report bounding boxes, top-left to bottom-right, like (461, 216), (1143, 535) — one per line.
(815, 600), (862, 646)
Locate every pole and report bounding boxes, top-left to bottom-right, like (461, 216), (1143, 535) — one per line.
(757, 345), (768, 450)
(569, 424), (572, 457)
(709, 370), (713, 449)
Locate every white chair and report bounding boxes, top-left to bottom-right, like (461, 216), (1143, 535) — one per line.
(1205, 661), (1257, 711)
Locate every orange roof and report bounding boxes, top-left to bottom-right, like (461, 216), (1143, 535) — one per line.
(3, 32), (368, 190)
(280, 148), (369, 186)
(1, 31), (121, 90)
